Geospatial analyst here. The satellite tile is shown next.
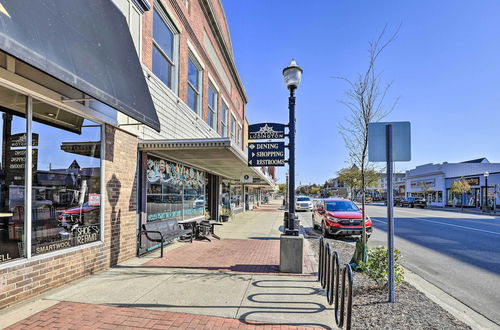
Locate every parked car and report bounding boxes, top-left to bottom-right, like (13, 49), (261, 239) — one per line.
(295, 196), (313, 211)
(312, 198), (372, 238)
(58, 202), (100, 228)
(400, 197), (426, 208)
(384, 197), (403, 206)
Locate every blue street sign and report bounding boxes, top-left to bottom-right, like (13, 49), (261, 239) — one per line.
(248, 123), (286, 140)
(248, 142), (285, 166)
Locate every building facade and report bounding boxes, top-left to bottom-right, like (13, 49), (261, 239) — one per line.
(405, 158), (500, 208)
(0, 0), (273, 310)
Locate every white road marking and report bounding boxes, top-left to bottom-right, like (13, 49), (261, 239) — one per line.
(372, 216), (500, 236)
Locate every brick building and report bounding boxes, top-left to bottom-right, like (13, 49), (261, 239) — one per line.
(0, 0), (274, 310)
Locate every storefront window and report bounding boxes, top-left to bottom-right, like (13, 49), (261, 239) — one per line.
(146, 155), (205, 222)
(230, 184), (242, 209)
(0, 89), (27, 263)
(31, 100), (101, 256)
(221, 180), (230, 217)
(0, 87), (102, 262)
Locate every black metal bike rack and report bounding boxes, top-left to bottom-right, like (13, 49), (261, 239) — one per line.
(317, 236), (353, 329)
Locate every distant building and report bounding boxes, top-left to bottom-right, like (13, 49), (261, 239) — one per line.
(405, 158), (500, 208)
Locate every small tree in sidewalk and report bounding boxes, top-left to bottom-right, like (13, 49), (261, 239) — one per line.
(450, 177), (471, 211)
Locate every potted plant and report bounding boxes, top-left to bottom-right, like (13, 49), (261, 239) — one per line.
(220, 208), (232, 222)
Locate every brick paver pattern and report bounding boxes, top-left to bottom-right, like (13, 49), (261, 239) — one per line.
(144, 238), (315, 274)
(6, 301), (323, 330)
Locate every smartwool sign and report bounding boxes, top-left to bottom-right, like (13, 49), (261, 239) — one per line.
(248, 123), (286, 140)
(248, 142), (285, 166)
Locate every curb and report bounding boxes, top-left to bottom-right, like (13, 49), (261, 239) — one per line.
(403, 267), (500, 330)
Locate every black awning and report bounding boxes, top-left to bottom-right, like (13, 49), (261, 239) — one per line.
(0, 0), (160, 131)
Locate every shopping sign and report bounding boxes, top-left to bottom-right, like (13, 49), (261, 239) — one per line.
(248, 142), (285, 167)
(248, 123), (286, 140)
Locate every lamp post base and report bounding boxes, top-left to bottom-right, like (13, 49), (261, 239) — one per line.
(279, 234), (304, 273)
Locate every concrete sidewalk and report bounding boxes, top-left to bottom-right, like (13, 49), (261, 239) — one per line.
(0, 200), (331, 329)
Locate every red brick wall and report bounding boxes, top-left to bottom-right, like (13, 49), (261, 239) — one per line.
(0, 126), (138, 310)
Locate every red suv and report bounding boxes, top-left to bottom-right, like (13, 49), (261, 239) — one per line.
(312, 198), (372, 238)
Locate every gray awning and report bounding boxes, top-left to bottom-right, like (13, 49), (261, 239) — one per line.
(139, 138), (274, 187)
(0, 0), (160, 131)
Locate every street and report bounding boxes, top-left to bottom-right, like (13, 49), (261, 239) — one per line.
(366, 204), (500, 325)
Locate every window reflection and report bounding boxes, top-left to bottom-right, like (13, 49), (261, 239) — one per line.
(146, 155), (205, 222)
(31, 100), (101, 255)
(0, 107), (27, 263)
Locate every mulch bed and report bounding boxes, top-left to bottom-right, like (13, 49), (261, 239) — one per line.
(305, 228), (471, 330)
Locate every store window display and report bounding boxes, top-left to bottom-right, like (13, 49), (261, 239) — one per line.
(146, 156), (205, 222)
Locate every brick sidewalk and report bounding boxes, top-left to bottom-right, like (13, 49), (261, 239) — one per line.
(6, 301), (324, 330)
(144, 238), (315, 275)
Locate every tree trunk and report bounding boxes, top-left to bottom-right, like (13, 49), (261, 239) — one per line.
(461, 191), (465, 212)
(361, 165), (366, 245)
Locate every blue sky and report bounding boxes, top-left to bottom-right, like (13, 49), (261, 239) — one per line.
(222, 0), (500, 184)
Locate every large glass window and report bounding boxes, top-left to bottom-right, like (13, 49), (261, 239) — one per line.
(187, 56), (202, 114)
(0, 88), (27, 264)
(230, 184), (242, 209)
(221, 102), (228, 137)
(207, 85), (217, 130)
(0, 86), (102, 263)
(31, 101), (101, 256)
(152, 8), (175, 88)
(146, 155), (205, 222)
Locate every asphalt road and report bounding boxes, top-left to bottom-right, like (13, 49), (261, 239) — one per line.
(364, 204), (500, 325)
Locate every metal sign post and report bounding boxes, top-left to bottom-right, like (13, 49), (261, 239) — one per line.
(386, 124), (395, 303)
(368, 121), (411, 303)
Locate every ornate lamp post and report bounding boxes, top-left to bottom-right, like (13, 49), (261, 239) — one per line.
(283, 59), (303, 234)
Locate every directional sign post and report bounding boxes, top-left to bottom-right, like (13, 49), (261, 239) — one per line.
(248, 142), (285, 166)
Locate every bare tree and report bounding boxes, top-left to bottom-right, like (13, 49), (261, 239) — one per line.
(338, 25), (400, 249)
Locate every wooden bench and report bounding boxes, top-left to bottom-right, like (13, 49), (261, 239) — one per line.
(138, 219), (193, 257)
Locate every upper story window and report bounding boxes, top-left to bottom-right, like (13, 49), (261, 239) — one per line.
(113, 0), (142, 55)
(152, 8), (176, 89)
(221, 102), (228, 137)
(187, 55), (202, 114)
(230, 114), (236, 143)
(237, 124), (242, 146)
(207, 85), (218, 130)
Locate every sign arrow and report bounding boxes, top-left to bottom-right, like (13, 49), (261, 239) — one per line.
(249, 144), (255, 149)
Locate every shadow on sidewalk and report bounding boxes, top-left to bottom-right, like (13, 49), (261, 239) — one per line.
(105, 277), (332, 329)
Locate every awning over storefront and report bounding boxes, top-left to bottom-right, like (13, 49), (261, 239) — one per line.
(0, 0), (160, 131)
(138, 138), (274, 187)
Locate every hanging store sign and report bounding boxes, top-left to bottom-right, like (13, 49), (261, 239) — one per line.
(248, 123), (286, 140)
(248, 141), (286, 167)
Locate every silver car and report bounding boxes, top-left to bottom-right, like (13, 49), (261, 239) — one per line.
(295, 196), (313, 211)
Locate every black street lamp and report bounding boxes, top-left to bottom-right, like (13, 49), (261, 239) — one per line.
(484, 171), (489, 212)
(283, 59), (303, 234)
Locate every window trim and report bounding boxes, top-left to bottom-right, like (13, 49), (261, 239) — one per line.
(207, 83), (218, 131)
(0, 88), (106, 269)
(237, 123), (243, 146)
(230, 113), (237, 142)
(152, 3), (180, 94)
(187, 53), (203, 116)
(220, 99), (229, 137)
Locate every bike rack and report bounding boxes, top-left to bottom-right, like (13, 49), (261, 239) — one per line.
(317, 236), (353, 329)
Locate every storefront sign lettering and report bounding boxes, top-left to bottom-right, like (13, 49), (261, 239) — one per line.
(34, 240), (71, 254)
(464, 177), (480, 186)
(75, 225), (100, 245)
(248, 123), (285, 140)
(411, 179), (435, 189)
(147, 210), (182, 222)
(0, 253), (12, 262)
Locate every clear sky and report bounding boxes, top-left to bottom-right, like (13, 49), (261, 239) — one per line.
(222, 0), (500, 184)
